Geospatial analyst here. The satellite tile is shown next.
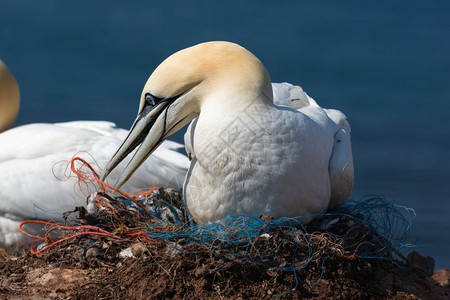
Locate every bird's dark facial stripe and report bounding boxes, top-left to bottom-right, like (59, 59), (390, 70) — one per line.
(142, 93), (184, 111)
(139, 93), (181, 121)
(133, 92), (185, 147)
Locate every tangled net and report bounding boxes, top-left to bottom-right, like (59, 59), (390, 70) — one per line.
(19, 156), (417, 285)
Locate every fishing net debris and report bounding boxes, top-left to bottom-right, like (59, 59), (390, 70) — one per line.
(19, 156), (431, 290)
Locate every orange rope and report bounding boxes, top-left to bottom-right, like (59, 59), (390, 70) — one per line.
(19, 220), (131, 255)
(19, 156), (168, 255)
(69, 156), (153, 219)
(30, 231), (130, 255)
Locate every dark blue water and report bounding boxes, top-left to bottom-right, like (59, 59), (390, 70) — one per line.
(1, 1), (449, 267)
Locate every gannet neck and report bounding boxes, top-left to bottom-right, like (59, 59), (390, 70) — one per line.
(0, 60), (20, 132)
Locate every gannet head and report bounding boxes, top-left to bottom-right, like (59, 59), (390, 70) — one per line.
(272, 82), (311, 109)
(324, 109), (351, 134)
(103, 41), (272, 187)
(0, 60), (20, 132)
(324, 109), (353, 208)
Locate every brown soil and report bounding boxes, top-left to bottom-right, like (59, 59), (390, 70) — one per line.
(1, 242), (449, 299)
(1, 189), (449, 299)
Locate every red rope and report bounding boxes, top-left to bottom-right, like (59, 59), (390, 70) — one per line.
(19, 156), (165, 255)
(69, 156), (153, 218)
(19, 220), (131, 255)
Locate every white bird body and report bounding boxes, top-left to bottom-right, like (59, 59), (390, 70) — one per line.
(0, 120), (188, 221)
(184, 98), (334, 222)
(105, 42), (354, 224)
(0, 60), (190, 248)
(271, 82), (354, 208)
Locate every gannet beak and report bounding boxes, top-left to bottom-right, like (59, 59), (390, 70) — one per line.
(102, 95), (180, 188)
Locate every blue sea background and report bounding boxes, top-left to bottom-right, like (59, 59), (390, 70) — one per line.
(1, 1), (449, 268)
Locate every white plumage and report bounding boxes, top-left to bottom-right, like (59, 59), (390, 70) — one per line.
(184, 83), (354, 210)
(104, 41), (354, 224)
(271, 82), (354, 208)
(0, 121), (188, 220)
(0, 61), (189, 248)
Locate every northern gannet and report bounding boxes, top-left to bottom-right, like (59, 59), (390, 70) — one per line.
(103, 41), (354, 223)
(0, 61), (189, 248)
(0, 60), (20, 133)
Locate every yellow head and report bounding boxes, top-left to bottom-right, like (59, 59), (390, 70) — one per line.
(139, 41), (272, 112)
(0, 60), (20, 132)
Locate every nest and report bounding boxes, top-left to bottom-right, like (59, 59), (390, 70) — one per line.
(18, 157), (433, 292)
(22, 185), (427, 274)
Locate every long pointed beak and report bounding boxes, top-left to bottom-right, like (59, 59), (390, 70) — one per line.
(102, 98), (175, 188)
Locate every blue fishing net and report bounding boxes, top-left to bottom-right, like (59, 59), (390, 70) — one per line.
(139, 194), (415, 271)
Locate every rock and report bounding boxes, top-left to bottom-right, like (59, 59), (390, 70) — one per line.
(119, 247), (134, 258)
(259, 233), (271, 239)
(85, 247), (100, 262)
(131, 242), (147, 257)
(73, 248), (85, 262)
(432, 269), (450, 287)
(86, 193), (99, 216)
(406, 251), (435, 275)
(165, 241), (183, 258)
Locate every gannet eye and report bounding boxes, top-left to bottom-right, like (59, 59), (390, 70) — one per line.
(144, 93), (161, 106)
